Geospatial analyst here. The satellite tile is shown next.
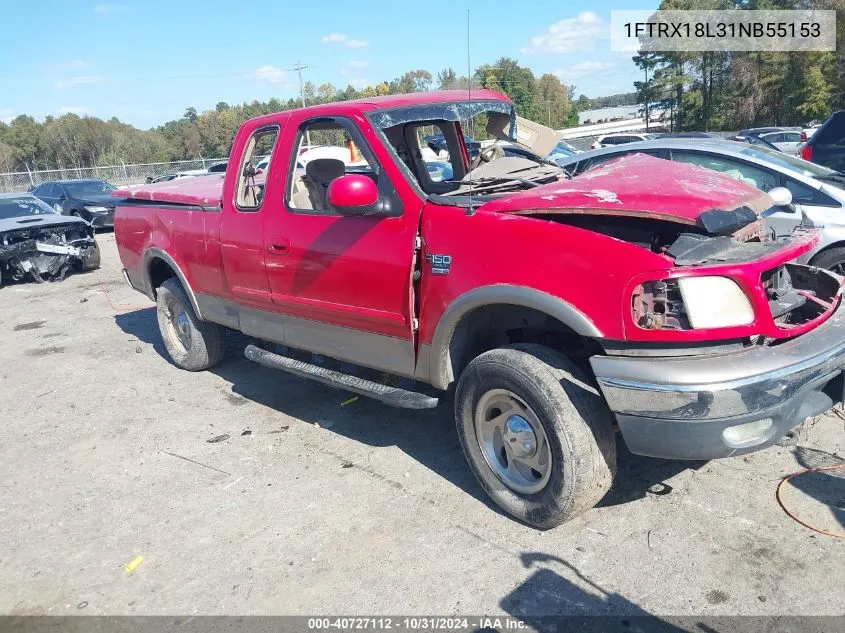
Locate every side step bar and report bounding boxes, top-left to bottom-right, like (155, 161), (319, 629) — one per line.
(244, 344), (439, 410)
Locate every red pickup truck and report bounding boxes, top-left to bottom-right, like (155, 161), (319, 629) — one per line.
(115, 90), (845, 528)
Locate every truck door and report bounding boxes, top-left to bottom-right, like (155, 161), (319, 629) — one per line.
(219, 121), (285, 308)
(218, 118), (290, 341)
(261, 114), (422, 377)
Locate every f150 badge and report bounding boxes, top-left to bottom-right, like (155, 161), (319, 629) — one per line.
(426, 253), (452, 275)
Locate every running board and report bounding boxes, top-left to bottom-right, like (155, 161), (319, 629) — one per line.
(244, 344), (439, 410)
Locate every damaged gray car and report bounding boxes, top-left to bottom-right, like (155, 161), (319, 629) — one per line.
(0, 193), (100, 286)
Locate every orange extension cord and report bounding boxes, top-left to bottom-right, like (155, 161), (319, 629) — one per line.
(776, 463), (845, 538)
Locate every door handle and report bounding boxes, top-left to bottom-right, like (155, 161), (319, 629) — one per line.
(267, 239), (290, 255)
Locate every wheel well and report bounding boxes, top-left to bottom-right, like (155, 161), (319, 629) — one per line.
(447, 304), (599, 385)
(809, 241), (845, 267)
(148, 257), (177, 296)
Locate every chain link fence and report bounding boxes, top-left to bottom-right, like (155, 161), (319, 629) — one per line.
(0, 158), (229, 193)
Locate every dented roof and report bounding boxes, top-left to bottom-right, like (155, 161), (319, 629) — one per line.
(478, 153), (773, 226)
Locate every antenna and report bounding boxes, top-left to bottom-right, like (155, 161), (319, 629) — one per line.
(466, 8), (474, 215)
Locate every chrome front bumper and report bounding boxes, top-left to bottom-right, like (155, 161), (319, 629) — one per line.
(590, 305), (845, 459)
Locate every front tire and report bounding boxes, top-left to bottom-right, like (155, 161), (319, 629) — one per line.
(810, 247), (845, 275)
(156, 278), (226, 371)
(455, 344), (616, 529)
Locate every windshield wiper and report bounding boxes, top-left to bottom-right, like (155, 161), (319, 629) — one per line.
(816, 173), (845, 185)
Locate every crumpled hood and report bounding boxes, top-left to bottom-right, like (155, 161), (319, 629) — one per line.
(477, 153), (773, 227)
(0, 214), (90, 233)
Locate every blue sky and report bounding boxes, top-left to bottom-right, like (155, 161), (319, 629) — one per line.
(0, 0), (658, 129)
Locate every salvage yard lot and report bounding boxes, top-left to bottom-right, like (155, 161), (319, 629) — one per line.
(1, 233), (843, 617)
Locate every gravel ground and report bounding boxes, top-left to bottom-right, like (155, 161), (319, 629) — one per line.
(0, 232), (843, 619)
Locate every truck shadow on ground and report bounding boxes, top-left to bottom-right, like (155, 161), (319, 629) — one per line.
(787, 444), (845, 530)
(493, 552), (692, 631)
(114, 309), (706, 522)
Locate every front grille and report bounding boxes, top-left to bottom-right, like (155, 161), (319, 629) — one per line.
(763, 263), (840, 329)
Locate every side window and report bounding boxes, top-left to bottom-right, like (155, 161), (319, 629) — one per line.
(762, 133), (782, 143)
(235, 127), (279, 211)
(582, 153), (624, 171)
(783, 132), (801, 143)
(414, 125), (454, 184)
(34, 183), (53, 197)
(671, 151), (778, 192)
(287, 118), (375, 215)
(580, 150), (659, 173)
(782, 177), (839, 207)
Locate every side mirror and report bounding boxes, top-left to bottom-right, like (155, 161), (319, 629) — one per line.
(768, 186), (793, 208)
(328, 174), (379, 216)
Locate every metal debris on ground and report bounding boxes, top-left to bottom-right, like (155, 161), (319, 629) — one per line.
(206, 434), (230, 443)
(0, 197), (100, 285)
(340, 396), (359, 407)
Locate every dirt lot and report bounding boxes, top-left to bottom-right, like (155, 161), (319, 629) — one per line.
(1, 232), (844, 618)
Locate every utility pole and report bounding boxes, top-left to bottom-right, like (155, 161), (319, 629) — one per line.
(289, 61), (311, 144)
(644, 66), (650, 132)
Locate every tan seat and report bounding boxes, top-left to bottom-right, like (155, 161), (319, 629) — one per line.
(302, 158), (345, 211)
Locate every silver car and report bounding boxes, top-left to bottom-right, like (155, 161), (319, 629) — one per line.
(557, 139), (845, 272)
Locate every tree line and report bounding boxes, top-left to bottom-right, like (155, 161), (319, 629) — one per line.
(634, 0), (845, 131)
(0, 59), (579, 173)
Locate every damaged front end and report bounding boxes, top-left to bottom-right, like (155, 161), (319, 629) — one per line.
(0, 221), (100, 285)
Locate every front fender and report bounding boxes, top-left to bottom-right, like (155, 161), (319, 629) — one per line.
(424, 285), (603, 389)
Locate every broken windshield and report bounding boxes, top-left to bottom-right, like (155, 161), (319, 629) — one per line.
(0, 196), (58, 219)
(369, 99), (564, 199)
(368, 99), (515, 135)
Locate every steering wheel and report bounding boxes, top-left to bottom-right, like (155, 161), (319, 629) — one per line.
(471, 144), (504, 170)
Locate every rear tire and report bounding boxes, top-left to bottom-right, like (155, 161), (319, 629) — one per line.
(810, 247), (845, 275)
(455, 344), (616, 529)
(156, 278), (226, 371)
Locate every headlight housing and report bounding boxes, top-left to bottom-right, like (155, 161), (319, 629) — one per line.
(84, 205), (109, 213)
(677, 276), (754, 329)
(632, 276), (754, 330)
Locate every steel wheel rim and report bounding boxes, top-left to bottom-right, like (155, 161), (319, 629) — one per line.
(832, 262), (845, 276)
(474, 389), (552, 494)
(162, 296), (191, 355)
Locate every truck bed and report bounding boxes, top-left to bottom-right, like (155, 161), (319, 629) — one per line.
(112, 174), (225, 208)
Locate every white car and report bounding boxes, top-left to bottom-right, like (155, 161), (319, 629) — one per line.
(758, 130), (803, 154)
(590, 133), (655, 150)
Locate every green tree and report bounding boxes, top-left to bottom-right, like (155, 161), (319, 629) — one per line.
(535, 73), (573, 128)
(474, 58), (541, 121)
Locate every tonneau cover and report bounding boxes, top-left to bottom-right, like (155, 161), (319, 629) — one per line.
(112, 175), (225, 208)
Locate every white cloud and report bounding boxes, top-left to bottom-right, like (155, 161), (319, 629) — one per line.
(0, 108), (15, 124)
(93, 3), (127, 14)
(59, 107), (88, 116)
(555, 61), (614, 80)
(54, 75), (103, 89)
(347, 60), (369, 69)
(522, 12), (606, 54)
(322, 33), (369, 48)
(247, 65), (287, 83)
